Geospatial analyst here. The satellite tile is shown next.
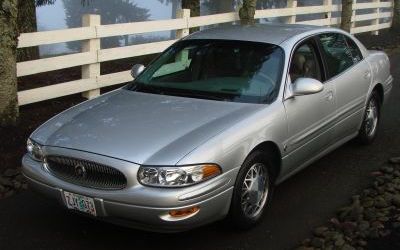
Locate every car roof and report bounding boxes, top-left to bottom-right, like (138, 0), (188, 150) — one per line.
(184, 23), (325, 45)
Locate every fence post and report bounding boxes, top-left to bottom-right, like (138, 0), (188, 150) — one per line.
(371, 0), (380, 35)
(324, 0), (333, 26)
(81, 14), (100, 99)
(176, 9), (190, 39)
(287, 0), (297, 24)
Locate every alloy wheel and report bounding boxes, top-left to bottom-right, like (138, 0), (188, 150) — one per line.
(240, 163), (269, 218)
(365, 98), (379, 137)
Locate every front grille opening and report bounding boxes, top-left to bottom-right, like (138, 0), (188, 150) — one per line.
(46, 155), (127, 190)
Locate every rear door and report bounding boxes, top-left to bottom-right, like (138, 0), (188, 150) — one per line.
(317, 33), (371, 139)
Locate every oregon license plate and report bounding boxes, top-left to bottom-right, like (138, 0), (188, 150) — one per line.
(63, 191), (97, 216)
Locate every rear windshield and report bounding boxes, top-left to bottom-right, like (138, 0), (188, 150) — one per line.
(126, 40), (284, 104)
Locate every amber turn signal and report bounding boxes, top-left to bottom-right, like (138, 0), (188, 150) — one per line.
(169, 206), (200, 218)
(202, 164), (222, 179)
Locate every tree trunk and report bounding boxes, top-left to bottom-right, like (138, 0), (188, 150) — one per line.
(239, 0), (257, 25)
(340, 0), (353, 32)
(17, 0), (39, 61)
(392, 0), (400, 32)
(182, 0), (199, 33)
(0, 0), (19, 126)
(182, 0), (199, 16)
(170, 0), (178, 39)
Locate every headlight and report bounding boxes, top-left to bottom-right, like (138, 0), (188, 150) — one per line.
(27, 138), (44, 162)
(137, 164), (222, 187)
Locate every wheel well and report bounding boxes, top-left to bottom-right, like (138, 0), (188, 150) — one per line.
(373, 83), (384, 104)
(250, 141), (282, 181)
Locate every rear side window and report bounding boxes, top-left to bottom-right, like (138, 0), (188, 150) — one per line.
(318, 33), (356, 79)
(345, 36), (363, 63)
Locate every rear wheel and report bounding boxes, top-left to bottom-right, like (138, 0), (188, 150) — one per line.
(357, 91), (381, 144)
(229, 150), (275, 229)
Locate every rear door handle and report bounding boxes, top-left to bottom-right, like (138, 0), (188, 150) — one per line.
(364, 71), (371, 79)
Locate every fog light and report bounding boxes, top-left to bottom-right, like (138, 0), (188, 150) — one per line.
(169, 206), (200, 218)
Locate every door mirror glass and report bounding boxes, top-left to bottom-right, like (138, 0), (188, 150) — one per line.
(292, 77), (324, 96)
(131, 64), (145, 78)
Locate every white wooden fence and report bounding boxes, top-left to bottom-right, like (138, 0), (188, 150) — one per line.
(17, 1), (394, 106)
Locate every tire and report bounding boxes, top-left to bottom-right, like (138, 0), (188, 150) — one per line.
(229, 150), (275, 229)
(357, 91), (381, 145)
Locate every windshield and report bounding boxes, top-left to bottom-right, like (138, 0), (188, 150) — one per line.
(126, 40), (284, 104)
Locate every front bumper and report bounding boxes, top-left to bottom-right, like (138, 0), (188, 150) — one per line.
(22, 151), (236, 232)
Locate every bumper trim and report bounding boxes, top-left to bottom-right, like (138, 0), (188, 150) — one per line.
(23, 171), (233, 232)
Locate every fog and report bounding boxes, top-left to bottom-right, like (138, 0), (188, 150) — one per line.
(35, 0), (350, 57)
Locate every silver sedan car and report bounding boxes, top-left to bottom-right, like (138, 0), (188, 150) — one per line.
(22, 23), (393, 232)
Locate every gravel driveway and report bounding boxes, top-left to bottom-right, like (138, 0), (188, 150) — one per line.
(0, 52), (399, 250)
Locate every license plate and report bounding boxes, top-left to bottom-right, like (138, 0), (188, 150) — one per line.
(63, 191), (97, 216)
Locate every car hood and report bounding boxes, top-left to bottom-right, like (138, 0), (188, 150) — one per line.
(31, 89), (264, 165)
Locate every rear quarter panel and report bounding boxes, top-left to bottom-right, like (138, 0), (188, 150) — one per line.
(366, 50), (392, 103)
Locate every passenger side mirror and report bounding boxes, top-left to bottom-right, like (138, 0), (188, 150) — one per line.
(292, 78), (324, 96)
(131, 64), (145, 78)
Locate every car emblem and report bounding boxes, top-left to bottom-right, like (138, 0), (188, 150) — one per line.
(74, 164), (87, 179)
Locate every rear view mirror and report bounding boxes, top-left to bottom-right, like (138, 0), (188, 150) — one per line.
(292, 78), (324, 96)
(131, 64), (145, 78)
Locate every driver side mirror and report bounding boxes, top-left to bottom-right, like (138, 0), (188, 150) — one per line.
(131, 64), (145, 78)
(292, 77), (324, 96)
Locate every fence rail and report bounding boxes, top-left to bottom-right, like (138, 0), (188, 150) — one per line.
(17, 1), (394, 106)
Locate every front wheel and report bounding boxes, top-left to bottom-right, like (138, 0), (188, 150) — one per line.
(229, 151), (274, 229)
(357, 91), (381, 144)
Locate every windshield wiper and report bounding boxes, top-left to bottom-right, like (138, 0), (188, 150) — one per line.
(129, 83), (163, 94)
(162, 89), (228, 101)
(129, 83), (228, 101)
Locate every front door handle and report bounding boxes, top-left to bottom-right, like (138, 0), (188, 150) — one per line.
(325, 91), (333, 101)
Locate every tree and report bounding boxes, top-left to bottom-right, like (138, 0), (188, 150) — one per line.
(181, 0), (199, 17)
(239, 0), (257, 25)
(16, 0), (88, 61)
(181, 0), (200, 32)
(158, 0), (199, 33)
(202, 0), (232, 13)
(62, 0), (150, 50)
(340, 0), (352, 32)
(17, 0), (39, 61)
(0, 0), (19, 126)
(392, 0), (400, 32)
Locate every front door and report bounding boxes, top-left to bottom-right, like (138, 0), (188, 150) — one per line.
(282, 39), (336, 176)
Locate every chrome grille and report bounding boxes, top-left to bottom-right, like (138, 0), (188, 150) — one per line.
(45, 155), (127, 190)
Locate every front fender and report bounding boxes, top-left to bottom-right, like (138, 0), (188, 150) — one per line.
(177, 102), (287, 179)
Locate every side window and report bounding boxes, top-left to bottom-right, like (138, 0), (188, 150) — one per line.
(345, 36), (363, 63)
(289, 41), (322, 83)
(318, 33), (355, 78)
